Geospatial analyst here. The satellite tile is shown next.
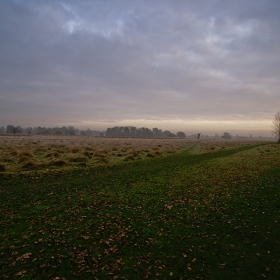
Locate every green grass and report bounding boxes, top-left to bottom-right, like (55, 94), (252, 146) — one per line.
(1, 142), (280, 279)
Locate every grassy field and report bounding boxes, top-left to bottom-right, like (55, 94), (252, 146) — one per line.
(0, 135), (266, 175)
(1, 136), (280, 279)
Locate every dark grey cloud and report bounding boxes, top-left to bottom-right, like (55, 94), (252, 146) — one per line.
(0, 0), (280, 134)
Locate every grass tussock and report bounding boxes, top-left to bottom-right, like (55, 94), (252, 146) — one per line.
(124, 154), (135, 161)
(146, 153), (154, 157)
(83, 151), (94, 157)
(9, 149), (18, 156)
(21, 159), (43, 169)
(94, 151), (107, 159)
(49, 159), (68, 167)
(0, 162), (6, 172)
(19, 151), (33, 157)
(70, 147), (80, 153)
(46, 151), (60, 158)
(68, 156), (87, 163)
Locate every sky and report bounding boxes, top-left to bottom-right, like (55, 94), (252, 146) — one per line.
(1, 0), (280, 136)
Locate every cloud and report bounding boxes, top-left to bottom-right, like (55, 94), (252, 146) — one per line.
(0, 0), (280, 134)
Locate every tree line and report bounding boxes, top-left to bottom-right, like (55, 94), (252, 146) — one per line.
(1, 123), (276, 140)
(1, 125), (186, 138)
(105, 126), (186, 138)
(1, 125), (102, 136)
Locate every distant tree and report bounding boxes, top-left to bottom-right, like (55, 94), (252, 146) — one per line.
(24, 127), (33, 135)
(153, 127), (163, 138)
(163, 130), (171, 137)
(272, 111), (280, 143)
(6, 125), (15, 134)
(130, 126), (137, 137)
(36, 127), (49, 135)
(68, 126), (76, 135)
(163, 130), (175, 137)
(15, 126), (22, 134)
(176, 132), (186, 138)
(42, 129), (49, 135)
(221, 132), (232, 139)
(6, 125), (22, 134)
(105, 128), (112, 136)
(123, 127), (130, 137)
(197, 133), (201, 139)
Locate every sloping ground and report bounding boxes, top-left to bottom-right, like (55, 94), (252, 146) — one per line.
(0, 143), (280, 279)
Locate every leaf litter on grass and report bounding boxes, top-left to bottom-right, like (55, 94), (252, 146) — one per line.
(0, 141), (280, 279)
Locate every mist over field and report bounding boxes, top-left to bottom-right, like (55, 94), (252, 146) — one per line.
(1, 0), (280, 136)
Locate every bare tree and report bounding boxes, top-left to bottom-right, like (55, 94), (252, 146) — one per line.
(272, 111), (280, 143)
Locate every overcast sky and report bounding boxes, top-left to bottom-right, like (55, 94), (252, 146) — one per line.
(1, 0), (280, 135)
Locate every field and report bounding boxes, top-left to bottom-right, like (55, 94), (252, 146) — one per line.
(1, 136), (280, 279)
(0, 135), (268, 175)
(0, 136), (198, 174)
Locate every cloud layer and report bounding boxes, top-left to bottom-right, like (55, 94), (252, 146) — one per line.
(1, 0), (280, 134)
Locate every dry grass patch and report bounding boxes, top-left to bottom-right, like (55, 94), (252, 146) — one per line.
(83, 151), (94, 157)
(124, 154), (135, 161)
(70, 147), (80, 153)
(68, 156), (87, 163)
(21, 159), (44, 170)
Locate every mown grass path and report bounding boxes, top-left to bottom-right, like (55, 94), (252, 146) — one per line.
(1, 142), (280, 279)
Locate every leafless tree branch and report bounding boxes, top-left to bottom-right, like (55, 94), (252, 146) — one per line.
(272, 111), (280, 141)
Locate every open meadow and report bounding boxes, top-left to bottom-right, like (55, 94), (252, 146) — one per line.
(0, 135), (269, 175)
(1, 136), (280, 279)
